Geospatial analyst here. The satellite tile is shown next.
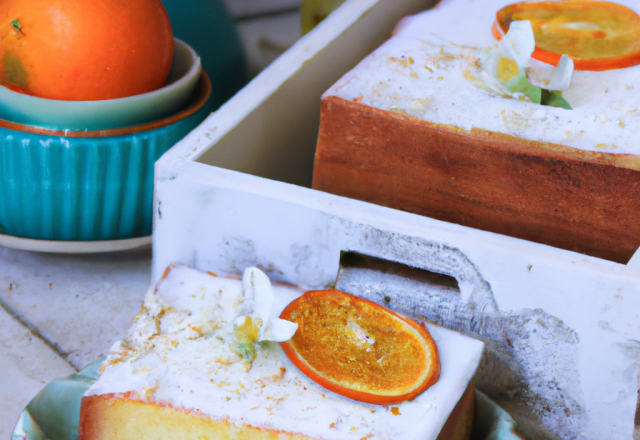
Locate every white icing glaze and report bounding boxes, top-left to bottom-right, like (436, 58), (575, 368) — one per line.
(324, 0), (640, 155)
(87, 265), (484, 440)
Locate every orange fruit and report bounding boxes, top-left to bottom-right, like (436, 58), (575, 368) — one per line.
(280, 289), (440, 405)
(0, 0), (173, 100)
(493, 1), (640, 71)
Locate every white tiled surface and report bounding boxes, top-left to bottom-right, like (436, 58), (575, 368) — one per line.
(0, 9), (304, 437)
(0, 247), (152, 436)
(0, 305), (75, 439)
(0, 247), (152, 370)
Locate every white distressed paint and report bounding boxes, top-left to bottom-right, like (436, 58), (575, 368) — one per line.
(152, 0), (640, 438)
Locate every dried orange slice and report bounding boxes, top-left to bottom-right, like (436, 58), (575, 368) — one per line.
(279, 289), (440, 404)
(493, 1), (640, 71)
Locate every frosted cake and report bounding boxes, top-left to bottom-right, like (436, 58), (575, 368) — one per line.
(313, 0), (640, 263)
(79, 264), (484, 440)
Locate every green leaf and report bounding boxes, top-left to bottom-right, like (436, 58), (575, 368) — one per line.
(541, 89), (572, 110)
(510, 75), (541, 104)
(10, 19), (23, 39)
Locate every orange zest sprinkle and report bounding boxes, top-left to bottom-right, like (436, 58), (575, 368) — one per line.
(280, 289), (440, 405)
(493, 1), (640, 71)
(161, 266), (172, 280)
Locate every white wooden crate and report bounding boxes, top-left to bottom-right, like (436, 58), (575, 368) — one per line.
(152, 0), (640, 438)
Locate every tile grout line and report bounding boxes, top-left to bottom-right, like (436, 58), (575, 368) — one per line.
(0, 295), (77, 371)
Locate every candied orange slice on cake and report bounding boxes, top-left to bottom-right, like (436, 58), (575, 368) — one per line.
(279, 289), (440, 405)
(493, 1), (640, 71)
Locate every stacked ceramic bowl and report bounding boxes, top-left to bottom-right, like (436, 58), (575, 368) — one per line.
(0, 39), (211, 243)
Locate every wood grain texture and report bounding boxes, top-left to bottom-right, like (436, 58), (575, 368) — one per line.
(313, 96), (640, 263)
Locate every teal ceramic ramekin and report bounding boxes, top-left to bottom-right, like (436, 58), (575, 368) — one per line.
(0, 39), (202, 131)
(0, 72), (211, 241)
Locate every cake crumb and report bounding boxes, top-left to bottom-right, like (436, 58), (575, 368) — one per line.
(389, 106), (409, 117)
(389, 56), (413, 68)
(143, 386), (159, 399)
(188, 323), (204, 337)
(271, 367), (286, 381)
(215, 357), (233, 366)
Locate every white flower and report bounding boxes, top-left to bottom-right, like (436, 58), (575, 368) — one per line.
(477, 20), (574, 100)
(231, 267), (298, 369)
(547, 54), (574, 91)
(240, 266), (298, 342)
(528, 54), (574, 91)
(482, 20), (536, 97)
(501, 20), (536, 67)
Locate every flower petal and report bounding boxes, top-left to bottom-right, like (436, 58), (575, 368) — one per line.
(547, 54), (574, 91)
(501, 20), (535, 66)
(262, 318), (298, 342)
(242, 267), (273, 340)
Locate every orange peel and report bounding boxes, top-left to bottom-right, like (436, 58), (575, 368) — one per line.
(493, 1), (640, 71)
(279, 289), (440, 405)
(0, 0), (173, 100)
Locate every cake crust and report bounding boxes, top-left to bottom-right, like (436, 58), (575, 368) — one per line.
(313, 96), (640, 263)
(79, 394), (314, 440)
(79, 385), (476, 440)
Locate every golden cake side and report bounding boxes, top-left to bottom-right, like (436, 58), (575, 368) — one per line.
(79, 394), (314, 440)
(79, 385), (476, 440)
